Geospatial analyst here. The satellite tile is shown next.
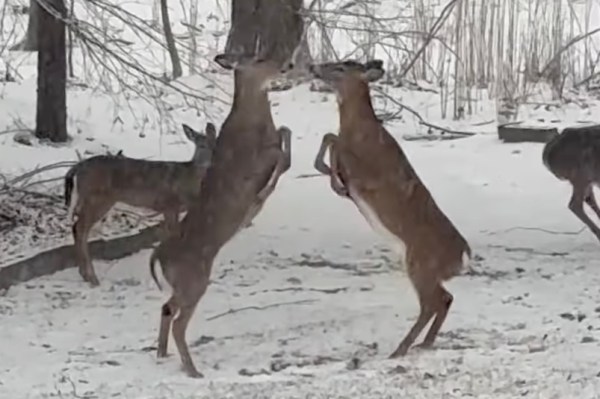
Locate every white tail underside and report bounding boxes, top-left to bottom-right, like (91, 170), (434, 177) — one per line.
(67, 176), (79, 222)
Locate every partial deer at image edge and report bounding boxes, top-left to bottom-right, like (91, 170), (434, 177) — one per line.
(542, 124), (600, 242)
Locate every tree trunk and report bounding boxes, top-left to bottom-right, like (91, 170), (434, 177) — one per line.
(224, 0), (304, 65)
(11, 0), (40, 51)
(36, 0), (68, 143)
(225, 0), (260, 55)
(160, 0), (182, 79)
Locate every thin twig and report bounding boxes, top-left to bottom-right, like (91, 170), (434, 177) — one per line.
(373, 87), (476, 137)
(6, 161), (75, 187)
(296, 173), (322, 179)
(484, 226), (586, 236)
(206, 299), (318, 322)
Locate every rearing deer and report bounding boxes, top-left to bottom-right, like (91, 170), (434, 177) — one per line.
(542, 124), (600, 242)
(310, 60), (471, 358)
(149, 53), (293, 378)
(65, 123), (217, 287)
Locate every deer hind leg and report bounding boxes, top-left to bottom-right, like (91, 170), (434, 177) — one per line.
(157, 295), (179, 358)
(389, 262), (437, 358)
(569, 181), (600, 240)
(584, 186), (600, 221)
(161, 210), (180, 238)
(171, 280), (208, 378)
(72, 198), (113, 286)
(415, 285), (453, 349)
(173, 302), (202, 378)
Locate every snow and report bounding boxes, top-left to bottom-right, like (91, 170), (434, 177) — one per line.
(2, 0), (600, 397)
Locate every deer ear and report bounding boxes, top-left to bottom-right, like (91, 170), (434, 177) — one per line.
(365, 59), (384, 70)
(214, 54), (237, 70)
(204, 122), (217, 147)
(182, 124), (198, 141)
(362, 61), (385, 82)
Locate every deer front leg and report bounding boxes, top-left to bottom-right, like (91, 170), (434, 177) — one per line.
(240, 149), (287, 230)
(328, 142), (350, 197)
(314, 133), (349, 197)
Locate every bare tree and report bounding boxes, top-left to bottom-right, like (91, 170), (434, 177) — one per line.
(11, 0), (40, 51)
(160, 0), (182, 79)
(36, 0), (68, 142)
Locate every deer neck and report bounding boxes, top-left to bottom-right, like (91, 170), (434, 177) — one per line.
(337, 82), (378, 137)
(230, 71), (272, 124)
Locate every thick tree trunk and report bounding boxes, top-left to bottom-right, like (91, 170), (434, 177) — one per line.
(11, 0), (40, 51)
(36, 0), (68, 143)
(224, 0), (304, 65)
(160, 0), (182, 79)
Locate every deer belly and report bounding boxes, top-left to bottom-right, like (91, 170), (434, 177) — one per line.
(348, 187), (406, 257)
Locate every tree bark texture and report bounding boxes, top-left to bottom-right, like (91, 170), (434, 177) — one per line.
(224, 0), (304, 65)
(36, 0), (68, 143)
(11, 0), (40, 51)
(160, 0), (183, 79)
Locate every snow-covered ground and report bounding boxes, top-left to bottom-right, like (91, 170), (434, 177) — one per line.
(2, 78), (600, 397)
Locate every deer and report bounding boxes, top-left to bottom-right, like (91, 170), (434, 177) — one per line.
(309, 60), (471, 358)
(542, 124), (600, 242)
(64, 122), (217, 287)
(148, 52), (293, 378)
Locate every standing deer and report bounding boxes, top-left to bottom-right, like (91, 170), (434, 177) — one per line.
(542, 125), (600, 241)
(65, 122), (217, 287)
(310, 60), (471, 358)
(149, 53), (293, 378)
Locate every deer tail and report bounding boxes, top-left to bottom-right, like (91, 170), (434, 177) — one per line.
(458, 243), (474, 277)
(64, 165), (77, 207)
(64, 165), (80, 221)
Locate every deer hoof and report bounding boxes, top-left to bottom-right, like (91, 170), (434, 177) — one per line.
(156, 346), (172, 358)
(87, 276), (100, 287)
(414, 342), (434, 351)
(185, 368), (204, 379)
(388, 347), (408, 359)
(79, 270), (100, 287)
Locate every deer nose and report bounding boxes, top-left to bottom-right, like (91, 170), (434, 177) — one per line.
(280, 61), (294, 73)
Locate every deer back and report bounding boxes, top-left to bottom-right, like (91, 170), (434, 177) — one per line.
(543, 125), (600, 182)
